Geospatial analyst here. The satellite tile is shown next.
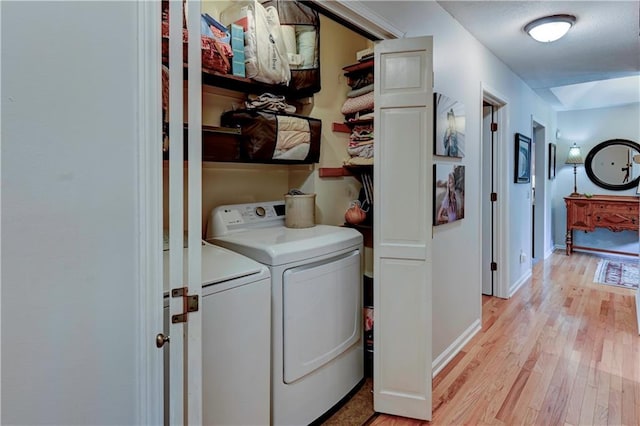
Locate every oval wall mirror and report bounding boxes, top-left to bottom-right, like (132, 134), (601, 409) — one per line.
(584, 139), (640, 191)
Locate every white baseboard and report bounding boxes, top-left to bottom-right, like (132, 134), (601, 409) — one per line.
(544, 246), (556, 259)
(509, 269), (532, 298)
(432, 319), (481, 377)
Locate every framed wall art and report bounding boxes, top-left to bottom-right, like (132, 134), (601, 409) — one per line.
(548, 143), (556, 180)
(434, 92), (465, 158)
(514, 133), (531, 184)
(433, 163), (465, 225)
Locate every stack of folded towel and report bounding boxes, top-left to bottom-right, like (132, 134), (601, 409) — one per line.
(346, 123), (374, 164)
(341, 72), (374, 166)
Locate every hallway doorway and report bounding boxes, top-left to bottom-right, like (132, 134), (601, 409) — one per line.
(481, 87), (508, 299)
(481, 102), (496, 296)
(532, 120), (547, 261)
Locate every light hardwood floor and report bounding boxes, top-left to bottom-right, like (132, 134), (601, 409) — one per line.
(369, 251), (640, 426)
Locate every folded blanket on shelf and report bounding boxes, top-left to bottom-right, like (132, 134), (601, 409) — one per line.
(161, 21), (232, 74)
(341, 91), (374, 115)
(344, 156), (374, 166)
(350, 125), (374, 141)
(276, 117), (311, 151)
(348, 72), (374, 90)
(347, 143), (374, 159)
(347, 83), (374, 98)
(348, 111), (374, 122)
(351, 137), (374, 144)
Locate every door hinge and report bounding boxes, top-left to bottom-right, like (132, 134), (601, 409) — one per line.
(171, 287), (199, 324)
(491, 122), (498, 132)
(490, 262), (497, 271)
(490, 192), (497, 202)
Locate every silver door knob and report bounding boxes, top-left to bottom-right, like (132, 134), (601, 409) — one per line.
(156, 333), (170, 348)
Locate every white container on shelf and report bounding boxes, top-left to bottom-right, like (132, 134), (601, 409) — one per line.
(284, 193), (316, 228)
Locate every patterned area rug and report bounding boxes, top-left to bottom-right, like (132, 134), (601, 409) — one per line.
(593, 259), (639, 290)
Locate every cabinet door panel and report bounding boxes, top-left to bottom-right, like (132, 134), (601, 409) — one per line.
(374, 36), (433, 421)
(378, 107), (428, 259)
(569, 200), (592, 229)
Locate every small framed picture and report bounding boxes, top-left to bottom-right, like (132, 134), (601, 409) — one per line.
(434, 92), (465, 158)
(433, 163), (465, 226)
(548, 143), (556, 180)
(514, 133), (531, 184)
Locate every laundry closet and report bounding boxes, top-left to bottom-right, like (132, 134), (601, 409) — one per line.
(162, 1), (434, 423)
(162, 0), (375, 423)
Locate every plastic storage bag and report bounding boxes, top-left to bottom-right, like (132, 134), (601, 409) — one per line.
(221, 0), (290, 85)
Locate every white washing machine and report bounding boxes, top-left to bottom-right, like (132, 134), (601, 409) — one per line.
(206, 201), (364, 425)
(162, 240), (271, 425)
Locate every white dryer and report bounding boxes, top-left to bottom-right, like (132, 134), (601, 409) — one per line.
(163, 240), (271, 426)
(207, 201), (364, 425)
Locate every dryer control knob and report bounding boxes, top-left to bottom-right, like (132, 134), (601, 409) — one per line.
(255, 206), (266, 217)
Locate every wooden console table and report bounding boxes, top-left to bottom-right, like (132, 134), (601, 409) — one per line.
(565, 195), (639, 256)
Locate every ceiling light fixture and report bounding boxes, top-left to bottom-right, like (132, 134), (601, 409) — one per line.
(525, 14), (576, 43)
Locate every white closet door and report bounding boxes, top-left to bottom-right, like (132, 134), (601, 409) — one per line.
(373, 36), (433, 421)
(167, 0), (203, 424)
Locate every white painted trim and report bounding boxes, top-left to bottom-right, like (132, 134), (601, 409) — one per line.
(508, 269), (532, 298)
(186, 0), (203, 423)
(309, 0), (405, 39)
(0, 2), (3, 420)
(168, 0), (186, 422)
(481, 83), (511, 299)
(432, 320), (481, 378)
(635, 287), (640, 335)
(531, 115), (548, 261)
(135, 1), (163, 424)
(477, 98), (487, 301)
(544, 247), (556, 259)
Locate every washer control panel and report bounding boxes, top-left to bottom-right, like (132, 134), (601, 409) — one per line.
(207, 201), (286, 237)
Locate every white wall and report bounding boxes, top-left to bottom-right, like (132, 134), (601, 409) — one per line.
(553, 103), (640, 253)
(2, 2), (142, 424)
(360, 1), (556, 360)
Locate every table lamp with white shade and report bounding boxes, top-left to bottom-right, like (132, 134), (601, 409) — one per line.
(565, 143), (583, 196)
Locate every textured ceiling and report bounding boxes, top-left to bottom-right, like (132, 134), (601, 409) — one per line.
(436, 0), (640, 110)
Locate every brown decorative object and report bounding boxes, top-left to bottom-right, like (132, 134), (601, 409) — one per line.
(344, 201), (367, 225)
(564, 194), (639, 256)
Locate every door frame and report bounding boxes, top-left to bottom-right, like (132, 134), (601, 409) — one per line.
(308, 0), (404, 39)
(531, 117), (548, 260)
(481, 84), (510, 299)
(480, 103), (495, 296)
